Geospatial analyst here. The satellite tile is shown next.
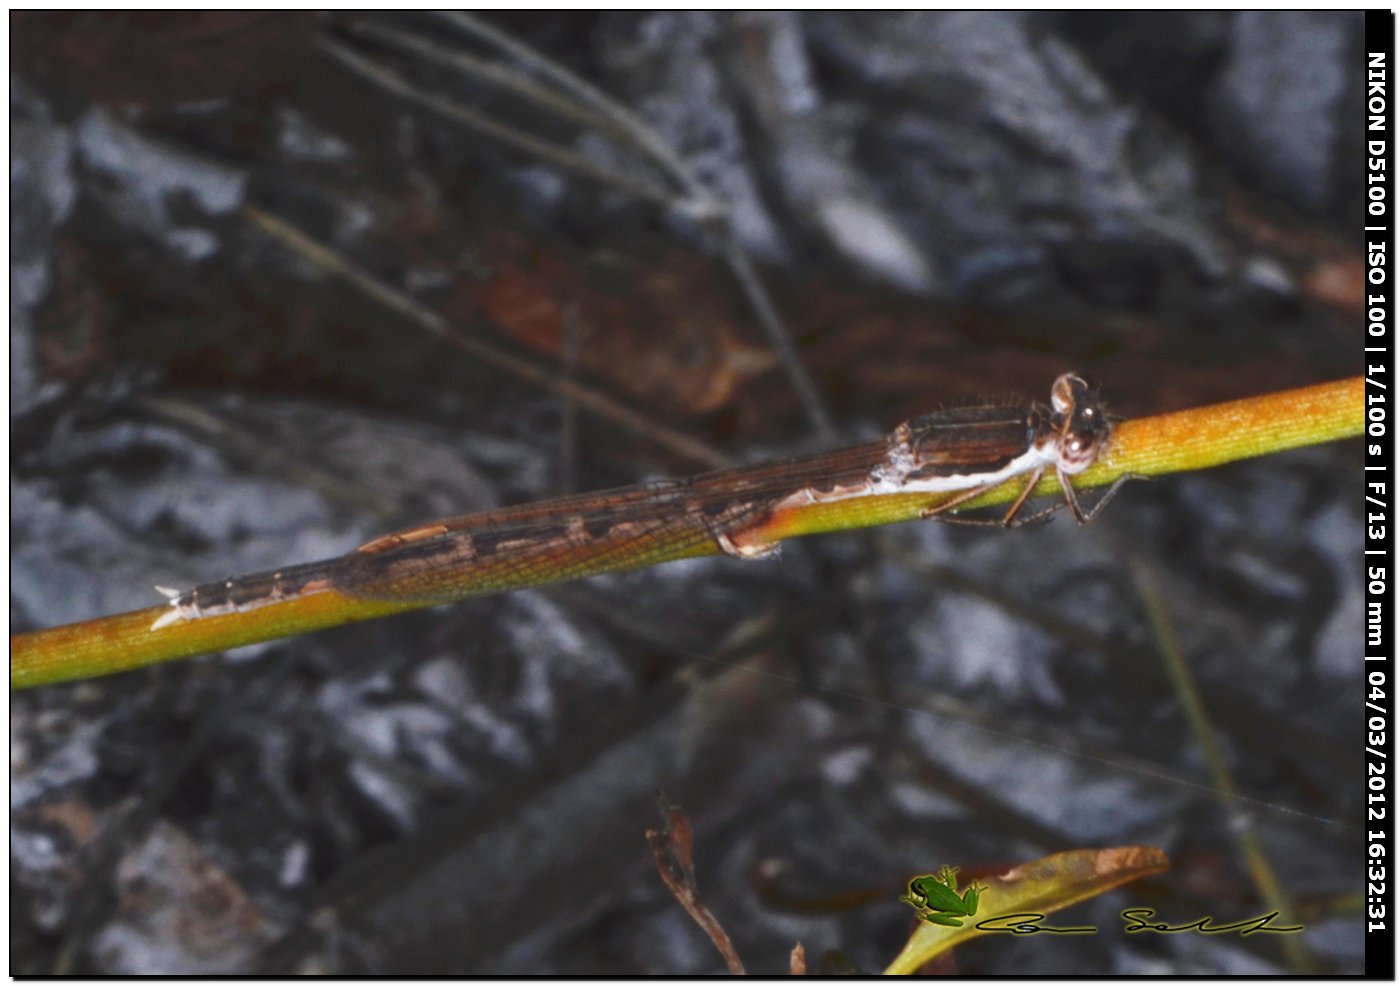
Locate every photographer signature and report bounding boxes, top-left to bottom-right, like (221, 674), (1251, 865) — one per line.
(971, 909), (1303, 936)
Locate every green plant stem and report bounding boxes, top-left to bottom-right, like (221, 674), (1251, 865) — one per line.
(1132, 558), (1313, 974)
(11, 376), (1361, 689)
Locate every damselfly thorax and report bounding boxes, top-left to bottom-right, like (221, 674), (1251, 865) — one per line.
(152, 372), (1121, 631)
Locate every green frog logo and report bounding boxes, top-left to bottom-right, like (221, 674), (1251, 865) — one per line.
(900, 866), (988, 927)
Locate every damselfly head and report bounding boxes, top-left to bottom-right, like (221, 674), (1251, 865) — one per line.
(1050, 372), (1110, 474)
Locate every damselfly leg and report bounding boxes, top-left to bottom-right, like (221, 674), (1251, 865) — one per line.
(919, 470), (1142, 529)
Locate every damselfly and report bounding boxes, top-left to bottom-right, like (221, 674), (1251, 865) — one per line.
(152, 372), (1125, 631)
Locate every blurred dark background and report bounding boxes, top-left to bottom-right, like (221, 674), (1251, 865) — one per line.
(11, 12), (1364, 974)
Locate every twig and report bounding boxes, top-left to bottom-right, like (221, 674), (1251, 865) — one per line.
(317, 36), (677, 209)
(347, 21), (637, 150)
(434, 11), (711, 206)
(419, 13), (835, 436)
(556, 302), (582, 495)
(1131, 557), (1313, 974)
(789, 941), (806, 975)
(253, 625), (792, 972)
(719, 237), (833, 436)
(241, 205), (733, 472)
(646, 796), (745, 975)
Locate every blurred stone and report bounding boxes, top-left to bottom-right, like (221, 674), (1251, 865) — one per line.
(92, 820), (279, 974)
(1213, 11), (1358, 213)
